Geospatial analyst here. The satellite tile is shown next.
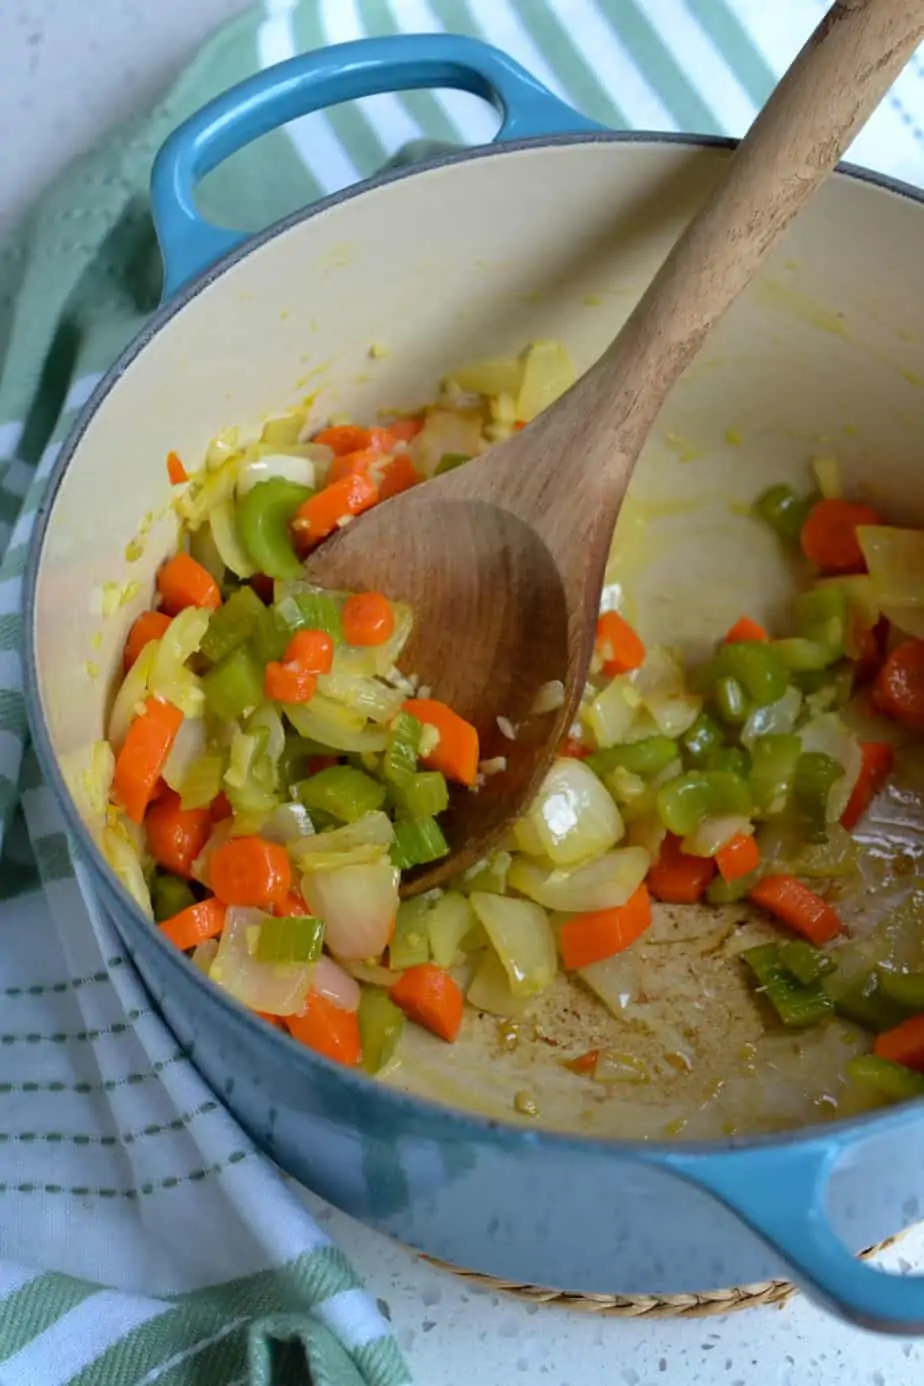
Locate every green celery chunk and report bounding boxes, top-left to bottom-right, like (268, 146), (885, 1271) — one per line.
(382, 712), (423, 790)
(200, 586), (266, 664)
(397, 770), (449, 818)
(796, 664), (854, 710)
(793, 750), (843, 842)
(358, 988), (406, 1073)
(743, 944), (834, 1027)
(236, 479), (313, 581)
(778, 939), (834, 986)
(275, 590), (344, 643)
(390, 899), (432, 970)
(252, 605), (290, 664)
(754, 484), (815, 545)
(793, 585), (848, 653)
(714, 675), (749, 726)
(847, 1054), (924, 1102)
(294, 765), (386, 823)
(773, 637), (838, 672)
(152, 873), (197, 923)
(681, 713), (724, 766)
(587, 735), (677, 779)
(822, 969), (907, 1033)
(390, 816), (450, 869)
(716, 641), (789, 706)
(749, 733), (801, 816)
(704, 745), (751, 778)
(878, 970), (924, 1011)
(706, 869), (760, 904)
(434, 452), (471, 475)
(202, 644), (265, 721)
(254, 915), (324, 964)
(278, 733), (329, 790)
(656, 770), (751, 837)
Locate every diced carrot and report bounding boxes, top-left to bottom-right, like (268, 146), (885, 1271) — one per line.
(145, 789), (212, 878)
(284, 629), (334, 674)
(254, 1010), (284, 1029)
(123, 610), (172, 671)
(292, 473), (379, 547)
(715, 833), (761, 883)
(564, 1049), (599, 1075)
(513, 420), (527, 431)
(873, 638), (924, 731)
(312, 424), (373, 456)
(559, 885), (652, 970)
(853, 616), (889, 687)
(560, 735), (590, 760)
(113, 698), (184, 823)
(647, 834), (715, 904)
(402, 697), (480, 786)
(210, 791), (233, 822)
(799, 498), (883, 575)
(249, 572), (274, 604)
(874, 1015), (924, 1073)
(156, 553), (221, 615)
(166, 450), (188, 485)
(390, 963), (464, 1042)
(210, 835), (292, 910)
(377, 452), (420, 502)
(595, 611), (645, 676)
(841, 741), (894, 831)
(329, 447), (380, 484)
(286, 991), (362, 1065)
(369, 418), (423, 450)
(264, 662), (317, 704)
(724, 617), (768, 644)
(748, 874), (843, 946)
(273, 888), (309, 918)
(160, 896), (226, 952)
(343, 592), (395, 647)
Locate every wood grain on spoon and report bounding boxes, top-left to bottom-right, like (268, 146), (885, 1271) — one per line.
(308, 0), (924, 893)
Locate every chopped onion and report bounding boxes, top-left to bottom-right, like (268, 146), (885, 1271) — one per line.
(292, 812), (393, 872)
(259, 801), (314, 845)
(583, 675), (641, 748)
(345, 961), (405, 987)
(627, 810), (667, 861)
(209, 497), (256, 578)
(811, 455), (842, 500)
(857, 525), (924, 637)
(150, 605), (209, 717)
(682, 814), (751, 858)
(191, 819), (234, 887)
(467, 948), (534, 1018)
(469, 893), (556, 996)
(758, 820), (859, 879)
(410, 408), (485, 478)
(285, 693), (387, 752)
(634, 646), (702, 738)
(313, 955), (361, 1012)
(247, 702), (285, 763)
(108, 639), (156, 750)
(237, 452), (317, 496)
(63, 739), (115, 846)
(531, 680), (565, 715)
(515, 340), (575, 422)
(798, 713), (862, 822)
(192, 939), (218, 974)
(162, 715), (207, 792)
(507, 847), (650, 912)
(514, 757), (623, 865)
(446, 356), (524, 399)
(302, 859), (399, 960)
(316, 670), (405, 724)
(741, 684), (802, 749)
(211, 906), (314, 1014)
(103, 818), (152, 917)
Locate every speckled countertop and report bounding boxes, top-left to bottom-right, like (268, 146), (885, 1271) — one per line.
(4, 2), (924, 1382)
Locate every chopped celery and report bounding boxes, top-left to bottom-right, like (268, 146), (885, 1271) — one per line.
(703, 746), (751, 779)
(252, 605), (290, 664)
(295, 765), (386, 823)
(706, 869), (759, 904)
(754, 484), (815, 544)
(278, 733), (327, 790)
(461, 851), (512, 896)
(201, 644), (265, 721)
(714, 675), (749, 725)
(390, 816), (450, 869)
(586, 735), (677, 779)
(793, 585), (848, 653)
(427, 892), (474, 968)
(200, 586), (266, 664)
(390, 898), (432, 970)
(178, 753), (225, 810)
(254, 915), (324, 964)
(358, 989), (405, 1074)
(773, 637), (838, 672)
(382, 712), (422, 790)
(236, 478), (313, 580)
(716, 642), (789, 707)
(878, 970), (924, 1011)
(396, 770), (449, 818)
(656, 770), (751, 837)
(778, 939), (834, 987)
(846, 1054), (924, 1103)
(793, 751), (843, 841)
(681, 714), (724, 766)
(749, 733), (801, 816)
(822, 969), (906, 1033)
(743, 944), (834, 1027)
(434, 452), (471, 475)
(797, 664), (854, 710)
(275, 590), (344, 643)
(224, 725), (278, 815)
(152, 873), (197, 924)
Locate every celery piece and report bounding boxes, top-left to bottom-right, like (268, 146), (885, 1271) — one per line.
(703, 745), (752, 779)
(749, 733), (801, 816)
(822, 968), (906, 1033)
(252, 605), (290, 665)
(706, 868), (760, 904)
(427, 892), (474, 969)
(382, 712), (423, 790)
(796, 664), (854, 709)
(794, 585), (848, 653)
(681, 714), (724, 766)
(390, 816), (450, 869)
(717, 642), (789, 707)
(434, 452), (471, 476)
(201, 644), (265, 721)
(254, 915), (324, 964)
(877, 970), (924, 1011)
(390, 899), (432, 970)
(714, 675), (749, 726)
(847, 1054), (924, 1103)
(358, 989), (405, 1074)
(586, 735), (677, 779)
(152, 873), (197, 924)
(773, 637), (838, 672)
(178, 753), (225, 810)
(236, 479), (313, 581)
(281, 590), (344, 643)
(793, 751), (843, 841)
(396, 770), (449, 819)
(743, 944), (833, 1027)
(754, 484), (815, 545)
(278, 733), (329, 790)
(656, 770), (751, 837)
(294, 765), (386, 823)
(778, 939), (834, 987)
(200, 586), (266, 664)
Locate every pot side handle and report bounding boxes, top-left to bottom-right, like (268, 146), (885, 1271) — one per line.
(151, 34), (603, 298)
(666, 1127), (924, 1334)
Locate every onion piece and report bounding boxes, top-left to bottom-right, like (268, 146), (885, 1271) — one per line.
(410, 408), (485, 478)
(857, 524), (924, 637)
(108, 639), (157, 750)
(285, 693), (387, 752)
(682, 814), (751, 858)
(583, 675), (641, 748)
(211, 906), (314, 1014)
(470, 893), (556, 996)
(209, 497), (256, 578)
(516, 340), (575, 422)
(445, 356), (524, 399)
(291, 812), (393, 872)
(316, 670), (405, 724)
(237, 452), (317, 496)
(741, 684), (802, 749)
(467, 949), (535, 1018)
(313, 955), (361, 1012)
(507, 847), (650, 912)
(162, 715), (207, 792)
(259, 801), (314, 845)
(192, 939), (219, 975)
(798, 713), (862, 822)
(191, 819), (234, 887)
(103, 818), (152, 917)
(302, 859), (399, 960)
(514, 757), (623, 865)
(633, 646), (702, 739)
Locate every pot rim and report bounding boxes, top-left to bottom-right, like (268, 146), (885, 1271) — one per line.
(24, 127), (924, 1164)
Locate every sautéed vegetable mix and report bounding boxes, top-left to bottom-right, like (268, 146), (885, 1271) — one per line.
(92, 343), (924, 1120)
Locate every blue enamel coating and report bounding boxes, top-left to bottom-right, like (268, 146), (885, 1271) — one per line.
(151, 34), (603, 297)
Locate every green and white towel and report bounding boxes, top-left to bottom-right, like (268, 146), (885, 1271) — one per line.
(0, 2), (920, 1383)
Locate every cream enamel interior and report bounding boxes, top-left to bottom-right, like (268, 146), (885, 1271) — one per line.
(33, 139), (924, 1140)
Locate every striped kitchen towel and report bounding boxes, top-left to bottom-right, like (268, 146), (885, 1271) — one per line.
(0, 2), (921, 1383)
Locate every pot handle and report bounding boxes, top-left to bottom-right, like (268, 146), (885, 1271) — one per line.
(151, 34), (602, 298)
(666, 1128), (924, 1333)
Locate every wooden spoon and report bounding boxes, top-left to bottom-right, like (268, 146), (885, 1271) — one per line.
(307, 0), (924, 892)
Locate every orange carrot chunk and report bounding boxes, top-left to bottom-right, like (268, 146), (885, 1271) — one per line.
(715, 833), (761, 883)
(402, 697), (480, 786)
(160, 896), (226, 952)
(210, 791), (233, 823)
(377, 452), (420, 503)
(874, 1015), (924, 1073)
(156, 553), (221, 615)
(724, 616), (768, 644)
(264, 662), (317, 704)
(286, 991), (362, 1066)
(595, 611), (645, 676)
(560, 735), (590, 760)
(748, 874), (843, 946)
(841, 741), (894, 831)
(166, 450), (189, 485)
(113, 698), (184, 823)
(145, 789), (212, 879)
(564, 1049), (600, 1075)
(284, 629), (334, 674)
(123, 610), (172, 671)
(647, 835), (715, 904)
(292, 473), (379, 547)
(369, 418), (423, 450)
(873, 638), (924, 731)
(390, 963), (464, 1042)
(343, 592), (395, 647)
(209, 835), (292, 910)
(799, 498), (883, 574)
(559, 885), (652, 970)
(312, 424), (373, 456)
(329, 447), (381, 484)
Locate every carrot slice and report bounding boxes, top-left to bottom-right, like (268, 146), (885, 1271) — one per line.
(292, 473), (379, 547)
(369, 418), (423, 450)
(156, 553), (221, 615)
(329, 447), (380, 484)
(286, 991), (362, 1065)
(377, 452), (420, 502)
(210, 791), (233, 823)
(166, 450), (189, 485)
(402, 697), (480, 786)
(874, 1015), (924, 1073)
(560, 735), (590, 760)
(209, 835), (292, 910)
(564, 1049), (600, 1075)
(273, 888), (309, 918)
(748, 874), (843, 946)
(312, 425), (373, 456)
(343, 592), (395, 647)
(595, 611), (645, 676)
(254, 1010), (285, 1029)
(390, 963), (464, 1042)
(841, 741), (894, 831)
(873, 638), (924, 731)
(145, 789), (212, 878)
(264, 662), (317, 704)
(724, 617), (768, 644)
(160, 896), (226, 952)
(113, 698), (184, 823)
(715, 833), (761, 883)
(559, 885), (652, 970)
(284, 629), (334, 674)
(799, 498), (883, 574)
(647, 834), (715, 904)
(853, 616), (889, 687)
(123, 610), (172, 671)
